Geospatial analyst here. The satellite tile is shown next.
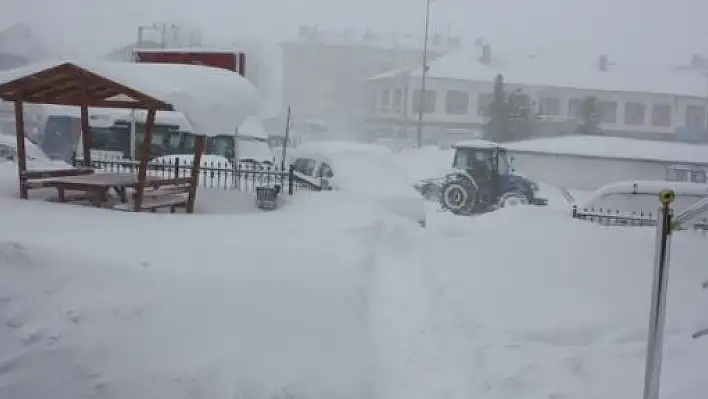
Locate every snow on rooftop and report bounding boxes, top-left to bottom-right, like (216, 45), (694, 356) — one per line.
(371, 49), (708, 98)
(504, 135), (708, 164)
(133, 47), (245, 54)
(238, 116), (268, 140)
(453, 139), (499, 150)
(0, 60), (260, 137)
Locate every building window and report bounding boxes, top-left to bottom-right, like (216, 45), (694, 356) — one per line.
(538, 97), (560, 116)
(598, 101), (618, 123)
(568, 99), (582, 118)
(686, 105), (707, 130)
(393, 89), (403, 114)
(379, 89), (391, 112)
(477, 93), (493, 116)
(652, 104), (671, 127)
(412, 89), (436, 114)
(624, 102), (646, 125)
(445, 90), (469, 115)
(369, 89), (376, 112)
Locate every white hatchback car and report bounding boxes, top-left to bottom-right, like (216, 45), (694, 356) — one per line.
(291, 141), (427, 227)
(579, 180), (708, 219)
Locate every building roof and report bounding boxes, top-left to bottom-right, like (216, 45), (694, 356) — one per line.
(0, 60), (259, 137)
(0, 23), (49, 60)
(368, 49), (708, 98)
(504, 135), (708, 165)
(453, 139), (500, 150)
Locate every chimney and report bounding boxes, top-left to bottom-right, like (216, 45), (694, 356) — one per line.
(599, 54), (608, 72)
(480, 44), (491, 65)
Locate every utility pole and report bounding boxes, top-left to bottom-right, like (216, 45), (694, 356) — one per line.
(415, 0), (432, 148)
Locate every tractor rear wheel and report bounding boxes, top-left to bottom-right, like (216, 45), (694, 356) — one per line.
(440, 176), (477, 216)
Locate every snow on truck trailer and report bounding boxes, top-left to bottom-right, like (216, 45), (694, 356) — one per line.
(132, 48), (246, 76)
(131, 48), (271, 165)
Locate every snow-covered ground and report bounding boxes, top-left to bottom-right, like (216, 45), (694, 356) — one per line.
(1, 157), (707, 399)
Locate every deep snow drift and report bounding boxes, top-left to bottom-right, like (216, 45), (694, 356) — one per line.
(0, 161), (707, 398)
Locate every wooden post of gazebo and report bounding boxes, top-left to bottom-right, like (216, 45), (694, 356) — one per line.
(134, 109), (157, 212)
(13, 101), (28, 199)
(80, 105), (92, 167)
(186, 135), (204, 213)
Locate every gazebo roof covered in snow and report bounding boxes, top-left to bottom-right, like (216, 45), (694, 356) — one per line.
(0, 60), (259, 136)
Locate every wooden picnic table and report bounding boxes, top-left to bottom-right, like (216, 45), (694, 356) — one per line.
(42, 173), (191, 207)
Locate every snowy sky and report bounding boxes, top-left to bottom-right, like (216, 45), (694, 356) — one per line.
(2, 0), (707, 66)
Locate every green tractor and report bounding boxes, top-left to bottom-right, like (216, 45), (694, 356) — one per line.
(437, 140), (548, 215)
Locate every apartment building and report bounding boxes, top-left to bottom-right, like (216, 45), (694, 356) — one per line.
(364, 46), (708, 145)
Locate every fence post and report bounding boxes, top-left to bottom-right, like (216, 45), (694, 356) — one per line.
(642, 188), (676, 399)
(174, 157), (180, 178)
(288, 165), (294, 196)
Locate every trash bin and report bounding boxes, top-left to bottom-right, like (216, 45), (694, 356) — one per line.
(255, 184), (281, 210)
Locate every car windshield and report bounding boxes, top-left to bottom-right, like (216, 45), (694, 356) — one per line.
(206, 135), (235, 158)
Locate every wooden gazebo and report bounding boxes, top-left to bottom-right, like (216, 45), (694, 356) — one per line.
(0, 62), (207, 213)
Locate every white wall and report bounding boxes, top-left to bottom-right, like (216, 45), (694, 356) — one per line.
(366, 76), (708, 138)
(509, 152), (670, 191)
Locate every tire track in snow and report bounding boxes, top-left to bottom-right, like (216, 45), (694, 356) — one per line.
(362, 220), (466, 399)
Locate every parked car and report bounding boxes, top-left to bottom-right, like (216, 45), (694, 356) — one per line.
(0, 133), (70, 169)
(578, 180), (708, 219)
(665, 164), (707, 184)
(291, 141), (427, 227)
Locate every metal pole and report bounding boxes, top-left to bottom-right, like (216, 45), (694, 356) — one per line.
(642, 189), (676, 399)
(415, 0), (431, 148)
(281, 107), (291, 172)
(130, 111), (137, 160)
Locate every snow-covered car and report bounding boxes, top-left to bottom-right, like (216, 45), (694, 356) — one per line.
(291, 141), (427, 227)
(0, 133), (72, 169)
(237, 117), (275, 166)
(579, 180), (708, 219)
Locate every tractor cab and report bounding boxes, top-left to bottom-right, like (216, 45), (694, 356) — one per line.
(439, 140), (547, 215)
(452, 140), (511, 186)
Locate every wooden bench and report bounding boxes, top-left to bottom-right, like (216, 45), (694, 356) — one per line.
(23, 167), (95, 190)
(114, 192), (189, 213)
(141, 184), (190, 199)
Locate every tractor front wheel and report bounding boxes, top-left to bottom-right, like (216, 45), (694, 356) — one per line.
(440, 177), (477, 216)
(497, 191), (530, 208)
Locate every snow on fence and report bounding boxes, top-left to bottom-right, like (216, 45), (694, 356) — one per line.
(571, 204), (708, 233)
(70, 155), (321, 194)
